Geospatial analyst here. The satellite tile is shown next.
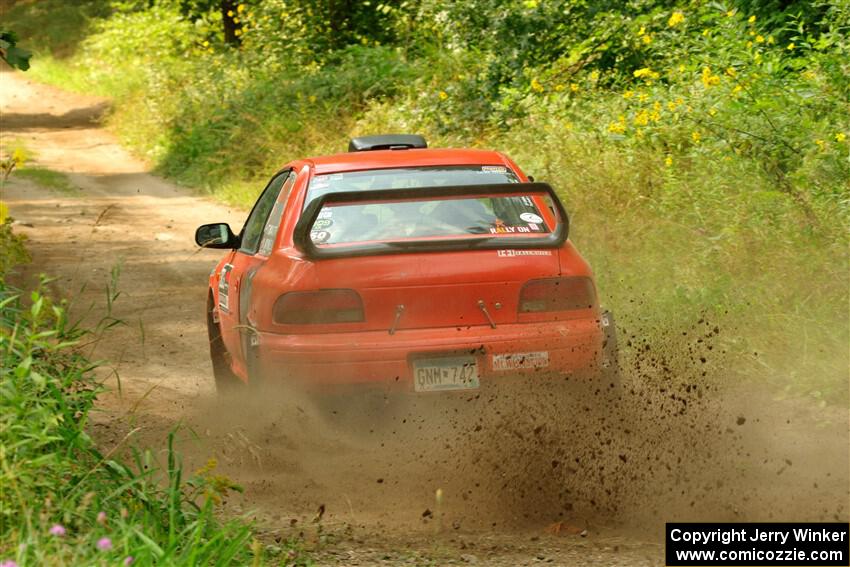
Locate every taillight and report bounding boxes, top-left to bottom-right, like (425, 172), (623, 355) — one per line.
(273, 289), (365, 324)
(519, 277), (596, 313)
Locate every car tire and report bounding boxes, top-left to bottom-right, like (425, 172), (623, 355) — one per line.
(207, 293), (243, 394)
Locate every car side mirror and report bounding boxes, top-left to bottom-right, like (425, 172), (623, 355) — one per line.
(195, 223), (240, 249)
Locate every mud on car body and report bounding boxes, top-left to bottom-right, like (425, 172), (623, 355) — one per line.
(196, 135), (619, 397)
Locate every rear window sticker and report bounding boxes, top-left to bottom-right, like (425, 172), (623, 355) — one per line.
(318, 209), (333, 219)
(481, 165), (508, 173)
(496, 250), (552, 257)
(490, 225), (534, 234)
(217, 264), (233, 313)
(520, 196), (534, 207)
(330, 173), (344, 180)
(527, 223), (540, 231)
(520, 212), (544, 224)
(311, 230), (331, 244)
(492, 351), (550, 371)
(313, 218), (333, 230)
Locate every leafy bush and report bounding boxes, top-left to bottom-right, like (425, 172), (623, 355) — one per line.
(0, 268), (308, 564)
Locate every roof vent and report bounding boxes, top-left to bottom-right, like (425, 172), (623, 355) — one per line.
(348, 134), (427, 152)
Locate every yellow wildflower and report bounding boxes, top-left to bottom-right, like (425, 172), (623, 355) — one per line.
(639, 93), (649, 102)
(701, 67), (721, 87)
(633, 67), (660, 80)
(836, 132), (847, 143)
(438, 91), (448, 100)
(554, 84), (565, 92)
(747, 41), (753, 48)
(667, 100), (678, 111)
(748, 15), (756, 24)
(638, 26), (646, 36)
(749, 30), (756, 36)
(692, 131), (701, 143)
(787, 43), (795, 50)
(623, 90), (635, 99)
(237, 3), (245, 12)
(668, 11), (685, 27)
(608, 122), (626, 134)
(708, 108), (717, 116)
(590, 70), (600, 81)
(234, 28), (242, 36)
(665, 155), (673, 167)
(815, 139), (826, 151)
(726, 9), (735, 17)
(233, 17), (240, 23)
(756, 35), (765, 43)
(650, 110), (661, 122)
(642, 34), (652, 44)
(227, 10), (234, 17)
(733, 85), (743, 94)
(767, 35), (775, 44)
(634, 109), (650, 126)
(530, 78), (545, 92)
(570, 83), (580, 92)
(725, 67), (736, 77)
(202, 40), (209, 47)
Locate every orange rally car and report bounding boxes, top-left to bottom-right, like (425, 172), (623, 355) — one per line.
(195, 135), (619, 397)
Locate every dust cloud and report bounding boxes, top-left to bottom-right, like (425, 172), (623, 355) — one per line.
(178, 314), (848, 545)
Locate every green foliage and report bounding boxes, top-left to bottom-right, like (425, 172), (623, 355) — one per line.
(0, 219), (30, 276)
(0, 267), (306, 563)
(0, 30), (32, 71)
(0, 0), (110, 57)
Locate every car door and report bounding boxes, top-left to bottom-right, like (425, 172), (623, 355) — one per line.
(218, 170), (296, 377)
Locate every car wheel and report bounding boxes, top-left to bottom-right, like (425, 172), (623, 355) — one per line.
(207, 293), (243, 394)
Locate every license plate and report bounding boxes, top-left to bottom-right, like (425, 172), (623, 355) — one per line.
(413, 356), (479, 392)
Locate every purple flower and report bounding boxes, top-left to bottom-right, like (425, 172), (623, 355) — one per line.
(96, 537), (112, 551)
(1, 560), (19, 567)
(96, 511), (107, 525)
(123, 557), (134, 566)
(49, 524), (66, 537)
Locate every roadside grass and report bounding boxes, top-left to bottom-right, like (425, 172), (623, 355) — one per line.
(0, 139), (78, 193)
(8, 1), (849, 404)
(14, 167), (78, 193)
(0, 0), (110, 57)
(0, 226), (310, 564)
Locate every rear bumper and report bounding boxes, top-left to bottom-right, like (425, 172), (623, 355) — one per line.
(254, 317), (604, 392)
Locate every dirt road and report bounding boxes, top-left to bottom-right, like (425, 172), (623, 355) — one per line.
(2, 68), (846, 566)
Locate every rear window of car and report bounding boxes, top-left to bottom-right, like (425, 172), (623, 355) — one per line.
(306, 165), (521, 205)
(307, 193), (552, 246)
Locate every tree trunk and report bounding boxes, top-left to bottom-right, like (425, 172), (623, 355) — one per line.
(221, 0), (241, 46)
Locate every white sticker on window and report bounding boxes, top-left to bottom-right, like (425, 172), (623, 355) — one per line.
(520, 212), (544, 224)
